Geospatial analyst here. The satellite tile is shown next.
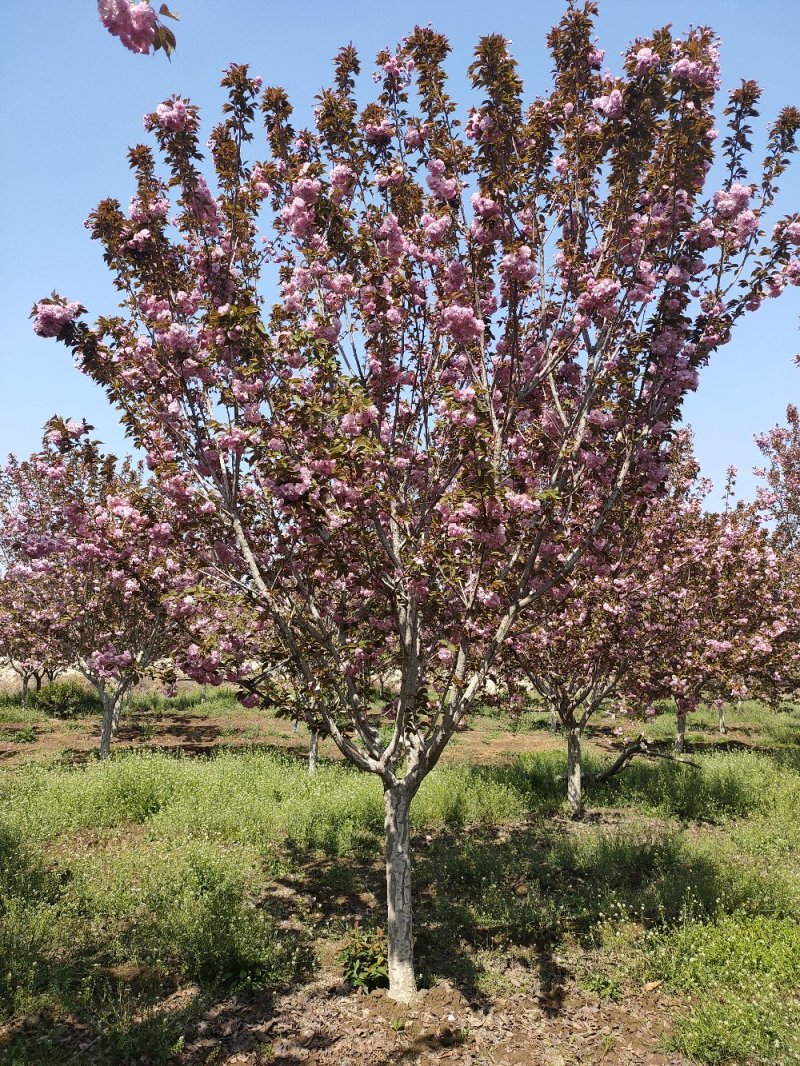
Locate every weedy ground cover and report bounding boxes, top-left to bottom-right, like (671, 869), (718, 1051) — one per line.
(0, 698), (798, 1063)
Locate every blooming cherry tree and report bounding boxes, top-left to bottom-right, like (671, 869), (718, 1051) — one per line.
(618, 467), (787, 754)
(753, 404), (800, 701)
(0, 422), (179, 757)
(36, 6), (800, 998)
(0, 568), (67, 702)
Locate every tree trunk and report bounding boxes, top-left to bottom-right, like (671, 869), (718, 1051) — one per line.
(99, 691), (122, 760)
(674, 712), (686, 754)
(549, 706), (560, 733)
(34, 673), (43, 693)
(567, 727), (583, 819)
(21, 676), (29, 706)
(718, 703), (727, 734)
(384, 783), (416, 1002)
(308, 729), (319, 775)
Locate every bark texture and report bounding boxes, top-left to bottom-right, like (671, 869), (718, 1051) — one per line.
(674, 713), (686, 754)
(99, 692), (122, 760)
(567, 728), (583, 818)
(384, 783), (416, 1002)
(308, 729), (319, 775)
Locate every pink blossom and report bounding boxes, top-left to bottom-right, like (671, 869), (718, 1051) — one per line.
(404, 124), (430, 150)
(364, 119), (395, 143)
(634, 47), (659, 75)
(593, 89), (623, 119)
(421, 213), (451, 244)
(426, 159), (458, 201)
(441, 304), (484, 346)
(330, 164), (357, 192)
(252, 164), (271, 198)
(713, 183), (751, 220)
(670, 48), (720, 88)
(500, 247), (537, 284)
(98, 0), (157, 55)
(149, 97), (196, 133)
(734, 210), (759, 243)
(32, 300), (81, 338)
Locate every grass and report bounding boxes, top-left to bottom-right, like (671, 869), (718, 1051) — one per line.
(648, 912), (800, 1063)
(0, 696), (799, 1063)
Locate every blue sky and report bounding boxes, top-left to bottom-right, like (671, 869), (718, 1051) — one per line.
(2, 0), (800, 503)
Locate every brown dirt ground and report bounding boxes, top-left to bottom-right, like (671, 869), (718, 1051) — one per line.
(0, 707), (563, 768)
(165, 973), (691, 1066)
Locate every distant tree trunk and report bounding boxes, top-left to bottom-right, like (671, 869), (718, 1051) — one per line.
(99, 690), (122, 760)
(718, 702), (727, 734)
(33, 672), (43, 693)
(20, 675), (30, 706)
(549, 705), (560, 733)
(384, 781), (416, 1002)
(308, 728), (319, 775)
(567, 727), (583, 819)
(674, 710), (687, 754)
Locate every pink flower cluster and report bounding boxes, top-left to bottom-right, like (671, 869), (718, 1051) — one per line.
(426, 159), (458, 201)
(281, 177), (321, 239)
(713, 183), (751, 220)
(670, 44), (720, 89)
(32, 300), (81, 338)
(576, 276), (621, 319)
(634, 47), (660, 75)
(97, 0), (157, 55)
(593, 89), (623, 119)
(147, 97), (197, 133)
(441, 304), (484, 346)
(330, 164), (357, 194)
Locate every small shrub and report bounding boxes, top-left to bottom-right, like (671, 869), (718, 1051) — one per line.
(31, 680), (102, 719)
(581, 969), (622, 1001)
(338, 925), (389, 992)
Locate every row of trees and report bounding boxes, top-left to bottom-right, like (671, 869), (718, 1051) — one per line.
(12, 4), (800, 1000)
(3, 420), (796, 804)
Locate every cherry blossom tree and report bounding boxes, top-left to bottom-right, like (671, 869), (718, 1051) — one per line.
(0, 421), (179, 757)
(0, 568), (67, 702)
(505, 466), (684, 815)
(35, 6), (800, 999)
(753, 403), (800, 702)
(617, 471), (787, 754)
(507, 428), (776, 810)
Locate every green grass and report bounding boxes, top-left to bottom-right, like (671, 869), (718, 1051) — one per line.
(648, 913), (800, 1063)
(1, 698), (799, 1063)
(0, 692), (42, 724)
(0, 726), (36, 744)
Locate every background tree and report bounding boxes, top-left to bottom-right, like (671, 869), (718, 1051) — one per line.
(0, 568), (67, 702)
(36, 6), (800, 999)
(618, 479), (786, 753)
(0, 420), (179, 757)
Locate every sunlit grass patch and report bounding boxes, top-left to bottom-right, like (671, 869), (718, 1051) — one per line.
(648, 913), (800, 1064)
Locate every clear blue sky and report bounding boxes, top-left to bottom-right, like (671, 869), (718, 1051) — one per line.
(2, 0), (800, 503)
